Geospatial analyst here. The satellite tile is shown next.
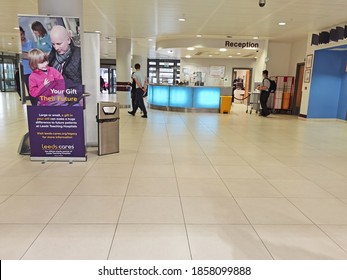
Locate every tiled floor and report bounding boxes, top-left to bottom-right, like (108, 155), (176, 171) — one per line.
(1, 91), (347, 260)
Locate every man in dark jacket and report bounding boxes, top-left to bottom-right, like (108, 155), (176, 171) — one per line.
(49, 25), (82, 105)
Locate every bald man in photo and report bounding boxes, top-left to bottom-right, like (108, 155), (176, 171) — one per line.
(48, 25), (82, 84)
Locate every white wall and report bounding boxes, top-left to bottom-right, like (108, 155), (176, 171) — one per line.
(180, 58), (257, 88)
(266, 42), (291, 76)
(289, 39), (307, 75)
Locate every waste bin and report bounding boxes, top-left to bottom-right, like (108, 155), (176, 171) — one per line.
(96, 102), (120, 156)
(220, 96), (232, 114)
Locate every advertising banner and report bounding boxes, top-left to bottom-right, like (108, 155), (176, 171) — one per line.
(18, 15), (83, 106)
(18, 15), (86, 161)
(27, 106), (85, 160)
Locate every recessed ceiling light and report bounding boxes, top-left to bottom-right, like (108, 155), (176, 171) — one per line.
(187, 47), (195, 51)
(219, 48), (227, 52)
(237, 53), (241, 55)
(208, 55), (212, 57)
(228, 55), (233, 58)
(13, 27), (19, 30)
(108, 40), (112, 44)
(148, 38), (153, 41)
(178, 18), (186, 22)
(278, 22), (286, 26)
(95, 30), (101, 33)
(196, 35), (202, 37)
(185, 55), (191, 58)
(8, 42), (12, 45)
(253, 36), (259, 39)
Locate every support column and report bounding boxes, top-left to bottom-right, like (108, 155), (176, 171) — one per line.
(116, 38), (131, 107)
(38, 0), (100, 146)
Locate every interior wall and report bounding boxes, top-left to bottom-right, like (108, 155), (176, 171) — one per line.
(308, 50), (344, 118)
(267, 42), (291, 76)
(289, 39), (307, 76)
(338, 52), (347, 120)
(180, 58), (256, 87)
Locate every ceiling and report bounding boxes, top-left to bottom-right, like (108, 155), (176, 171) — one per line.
(1, 0), (347, 59)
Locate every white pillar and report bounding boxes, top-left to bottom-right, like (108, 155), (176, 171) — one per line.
(116, 38), (131, 107)
(38, 0), (100, 146)
(83, 32), (100, 146)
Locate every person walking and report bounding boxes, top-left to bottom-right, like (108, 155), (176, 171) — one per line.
(257, 70), (271, 117)
(128, 63), (147, 118)
(128, 72), (137, 112)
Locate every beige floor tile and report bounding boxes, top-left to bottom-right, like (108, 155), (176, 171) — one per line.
(127, 177), (178, 196)
(135, 153), (173, 165)
(95, 152), (137, 164)
(119, 197), (184, 223)
(137, 145), (171, 154)
(178, 178), (231, 197)
(291, 165), (346, 182)
(236, 198), (312, 225)
(0, 196), (66, 223)
(172, 154), (211, 165)
(72, 177), (129, 196)
(22, 224), (116, 259)
(0, 161), (51, 177)
(37, 162), (92, 177)
(131, 164), (176, 178)
(207, 155), (249, 166)
(0, 224), (45, 260)
(174, 165), (219, 178)
(254, 225), (347, 259)
(252, 165), (304, 180)
(289, 198), (347, 224)
(0, 177), (33, 195)
(224, 178), (283, 198)
(86, 163), (133, 177)
(319, 225), (347, 252)
(16, 176), (81, 196)
(214, 165), (262, 179)
(181, 197), (249, 224)
(314, 179), (347, 198)
(0, 196), (9, 203)
(51, 196), (123, 223)
(268, 179), (333, 198)
(187, 225), (272, 260)
(109, 224), (190, 259)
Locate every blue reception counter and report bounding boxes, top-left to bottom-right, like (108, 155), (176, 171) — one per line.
(147, 85), (226, 112)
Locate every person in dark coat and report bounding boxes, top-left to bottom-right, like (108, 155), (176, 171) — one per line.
(48, 25), (82, 105)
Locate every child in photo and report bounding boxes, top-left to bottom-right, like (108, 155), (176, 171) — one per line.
(28, 48), (66, 106)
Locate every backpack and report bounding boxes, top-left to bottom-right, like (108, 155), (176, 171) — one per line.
(266, 78), (277, 93)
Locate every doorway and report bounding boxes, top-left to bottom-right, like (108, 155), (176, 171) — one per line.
(292, 63), (305, 115)
(232, 68), (252, 104)
(100, 65), (116, 94)
(0, 54), (18, 92)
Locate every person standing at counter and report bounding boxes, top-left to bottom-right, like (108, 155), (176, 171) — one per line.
(128, 63), (147, 118)
(257, 70), (271, 117)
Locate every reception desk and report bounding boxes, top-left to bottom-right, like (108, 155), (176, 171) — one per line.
(148, 85), (231, 112)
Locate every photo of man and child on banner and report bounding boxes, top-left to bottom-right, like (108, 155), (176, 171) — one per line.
(19, 15), (86, 161)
